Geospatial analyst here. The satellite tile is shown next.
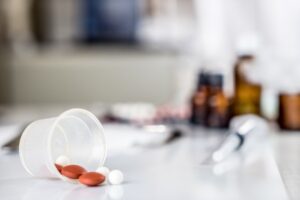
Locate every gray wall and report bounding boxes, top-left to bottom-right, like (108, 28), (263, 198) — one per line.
(4, 48), (179, 105)
(0, 50), (13, 104)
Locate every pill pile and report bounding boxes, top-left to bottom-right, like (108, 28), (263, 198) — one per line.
(55, 155), (124, 187)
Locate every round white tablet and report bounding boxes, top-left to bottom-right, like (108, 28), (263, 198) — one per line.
(96, 166), (110, 177)
(108, 170), (124, 185)
(55, 155), (70, 166)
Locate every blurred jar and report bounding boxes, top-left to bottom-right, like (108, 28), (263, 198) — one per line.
(233, 55), (262, 116)
(190, 71), (209, 125)
(278, 93), (300, 130)
(206, 74), (231, 128)
(82, 0), (139, 43)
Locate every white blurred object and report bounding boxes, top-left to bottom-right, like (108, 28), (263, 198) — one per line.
(253, 0), (300, 93)
(193, 0), (235, 71)
(97, 166), (110, 184)
(138, 17), (193, 50)
(104, 124), (172, 157)
(110, 103), (156, 123)
(212, 115), (269, 162)
(108, 170), (124, 185)
(235, 34), (260, 57)
(261, 88), (279, 120)
(55, 155), (70, 166)
(137, 0), (195, 50)
(96, 166), (110, 177)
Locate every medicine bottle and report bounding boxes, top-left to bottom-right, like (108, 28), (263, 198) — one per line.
(206, 74), (231, 128)
(190, 72), (209, 125)
(233, 55), (261, 116)
(278, 93), (300, 130)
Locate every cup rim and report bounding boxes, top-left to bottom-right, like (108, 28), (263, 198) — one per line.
(19, 122), (37, 176)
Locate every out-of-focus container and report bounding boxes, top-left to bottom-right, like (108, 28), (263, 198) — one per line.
(278, 94), (300, 130)
(190, 71), (209, 125)
(233, 55), (262, 116)
(206, 74), (231, 129)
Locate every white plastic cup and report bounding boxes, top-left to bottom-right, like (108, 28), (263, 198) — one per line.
(19, 108), (107, 181)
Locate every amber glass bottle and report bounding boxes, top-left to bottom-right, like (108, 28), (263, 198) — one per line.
(190, 72), (209, 125)
(278, 93), (300, 130)
(206, 74), (231, 128)
(233, 55), (262, 116)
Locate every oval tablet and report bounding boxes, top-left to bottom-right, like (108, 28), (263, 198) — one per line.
(61, 165), (86, 179)
(79, 172), (105, 186)
(55, 164), (63, 173)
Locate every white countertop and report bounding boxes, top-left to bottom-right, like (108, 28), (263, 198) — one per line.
(272, 133), (300, 200)
(0, 131), (291, 200)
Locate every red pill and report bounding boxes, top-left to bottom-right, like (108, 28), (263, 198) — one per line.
(79, 172), (105, 186)
(55, 164), (63, 173)
(61, 165), (86, 179)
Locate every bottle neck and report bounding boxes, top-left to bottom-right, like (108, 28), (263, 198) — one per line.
(209, 85), (223, 93)
(196, 84), (207, 91)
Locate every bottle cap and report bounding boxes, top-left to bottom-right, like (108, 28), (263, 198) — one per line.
(208, 74), (223, 87)
(197, 71), (209, 86)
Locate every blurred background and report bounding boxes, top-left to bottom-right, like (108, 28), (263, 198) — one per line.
(0, 0), (299, 130)
(1, 2), (300, 199)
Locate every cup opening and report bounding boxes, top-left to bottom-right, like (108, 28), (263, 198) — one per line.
(47, 108), (107, 180)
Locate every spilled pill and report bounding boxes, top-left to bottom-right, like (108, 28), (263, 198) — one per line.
(61, 165), (87, 179)
(108, 170), (124, 185)
(96, 166), (110, 177)
(55, 164), (63, 173)
(55, 155), (70, 166)
(79, 172), (105, 186)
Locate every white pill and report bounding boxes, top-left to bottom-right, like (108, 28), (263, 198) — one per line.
(55, 155), (70, 166)
(108, 170), (124, 185)
(96, 166), (110, 177)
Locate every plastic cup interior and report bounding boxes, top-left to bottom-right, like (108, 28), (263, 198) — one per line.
(19, 108), (107, 181)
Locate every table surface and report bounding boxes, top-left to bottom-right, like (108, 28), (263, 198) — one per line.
(272, 133), (300, 200)
(0, 129), (295, 200)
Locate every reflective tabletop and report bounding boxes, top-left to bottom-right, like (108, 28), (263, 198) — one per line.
(0, 131), (290, 200)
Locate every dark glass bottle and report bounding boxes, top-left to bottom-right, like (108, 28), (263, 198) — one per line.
(190, 72), (209, 125)
(278, 93), (300, 130)
(233, 55), (262, 116)
(206, 74), (231, 128)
